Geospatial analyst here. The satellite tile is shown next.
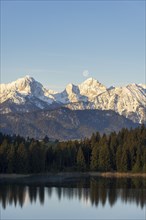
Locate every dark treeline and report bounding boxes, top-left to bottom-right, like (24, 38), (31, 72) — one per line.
(0, 177), (146, 209)
(0, 125), (146, 173)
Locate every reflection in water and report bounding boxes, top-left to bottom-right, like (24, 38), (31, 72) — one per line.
(0, 177), (146, 209)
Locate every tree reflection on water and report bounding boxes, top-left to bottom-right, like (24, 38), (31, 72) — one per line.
(0, 177), (146, 209)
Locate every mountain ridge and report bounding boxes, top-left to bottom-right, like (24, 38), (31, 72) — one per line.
(0, 76), (146, 124)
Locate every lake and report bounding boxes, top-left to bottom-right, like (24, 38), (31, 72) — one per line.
(0, 176), (146, 219)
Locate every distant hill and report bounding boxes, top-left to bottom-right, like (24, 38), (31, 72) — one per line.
(0, 107), (139, 140)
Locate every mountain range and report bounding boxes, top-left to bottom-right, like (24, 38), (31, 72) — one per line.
(0, 76), (145, 140)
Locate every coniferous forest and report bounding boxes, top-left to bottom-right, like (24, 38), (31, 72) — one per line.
(0, 125), (146, 174)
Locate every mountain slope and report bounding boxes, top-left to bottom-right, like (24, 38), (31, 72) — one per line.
(0, 108), (139, 140)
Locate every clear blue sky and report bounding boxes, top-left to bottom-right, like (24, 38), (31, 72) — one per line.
(1, 0), (145, 91)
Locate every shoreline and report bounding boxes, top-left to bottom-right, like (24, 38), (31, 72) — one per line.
(0, 172), (146, 183)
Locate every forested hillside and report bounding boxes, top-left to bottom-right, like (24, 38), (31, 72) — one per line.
(0, 108), (139, 140)
(0, 125), (146, 173)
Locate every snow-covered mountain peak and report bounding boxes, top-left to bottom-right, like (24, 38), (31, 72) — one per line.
(0, 75), (36, 94)
(0, 76), (54, 105)
(25, 74), (32, 79)
(0, 75), (145, 124)
(54, 83), (86, 104)
(66, 83), (74, 90)
(79, 77), (107, 98)
(81, 77), (99, 86)
(14, 75), (35, 86)
(65, 83), (79, 94)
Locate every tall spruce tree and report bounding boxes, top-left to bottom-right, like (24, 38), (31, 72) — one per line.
(98, 135), (111, 171)
(0, 139), (8, 173)
(7, 144), (16, 173)
(76, 147), (86, 170)
(90, 143), (99, 171)
(17, 142), (28, 173)
(120, 149), (129, 172)
(116, 146), (122, 171)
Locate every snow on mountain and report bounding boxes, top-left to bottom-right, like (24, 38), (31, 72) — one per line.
(63, 80), (146, 124)
(0, 75), (145, 123)
(0, 76), (55, 106)
(91, 84), (146, 123)
(138, 84), (146, 90)
(54, 83), (88, 103)
(53, 78), (106, 104)
(79, 77), (107, 99)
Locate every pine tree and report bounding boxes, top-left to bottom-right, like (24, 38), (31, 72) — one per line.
(116, 146), (122, 171)
(17, 142), (28, 173)
(0, 139), (8, 173)
(109, 132), (118, 170)
(142, 148), (146, 172)
(76, 147), (86, 170)
(120, 149), (129, 172)
(132, 148), (142, 172)
(98, 136), (111, 171)
(90, 143), (99, 171)
(7, 144), (16, 173)
(29, 141), (46, 173)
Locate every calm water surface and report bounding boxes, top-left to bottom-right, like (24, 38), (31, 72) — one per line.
(0, 177), (146, 219)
